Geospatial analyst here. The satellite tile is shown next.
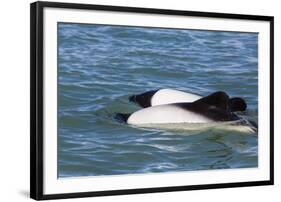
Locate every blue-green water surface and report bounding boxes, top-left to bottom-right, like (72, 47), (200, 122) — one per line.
(58, 23), (258, 178)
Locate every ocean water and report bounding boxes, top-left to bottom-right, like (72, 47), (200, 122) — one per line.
(58, 23), (258, 178)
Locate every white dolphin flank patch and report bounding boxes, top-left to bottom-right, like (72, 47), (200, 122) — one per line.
(151, 89), (202, 106)
(127, 104), (212, 125)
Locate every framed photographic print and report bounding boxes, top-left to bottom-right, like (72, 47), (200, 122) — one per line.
(30, 1), (274, 200)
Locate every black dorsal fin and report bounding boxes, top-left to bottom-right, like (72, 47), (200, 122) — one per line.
(193, 91), (230, 110)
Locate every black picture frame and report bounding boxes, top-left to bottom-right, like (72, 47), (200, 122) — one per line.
(30, 1), (274, 200)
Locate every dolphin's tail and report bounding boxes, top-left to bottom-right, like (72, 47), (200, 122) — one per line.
(115, 113), (131, 123)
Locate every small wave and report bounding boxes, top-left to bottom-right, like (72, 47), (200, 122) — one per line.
(142, 162), (178, 171)
(147, 144), (186, 152)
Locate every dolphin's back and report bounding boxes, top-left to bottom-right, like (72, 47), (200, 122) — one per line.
(151, 89), (202, 106)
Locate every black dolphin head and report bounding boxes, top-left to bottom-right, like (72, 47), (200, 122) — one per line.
(115, 113), (131, 123)
(229, 97), (247, 112)
(129, 90), (158, 108)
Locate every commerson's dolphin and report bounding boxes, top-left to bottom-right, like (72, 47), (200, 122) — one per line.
(129, 88), (247, 112)
(116, 91), (256, 133)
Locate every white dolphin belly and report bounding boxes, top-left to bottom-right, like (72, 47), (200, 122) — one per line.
(151, 89), (202, 106)
(127, 104), (212, 125)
